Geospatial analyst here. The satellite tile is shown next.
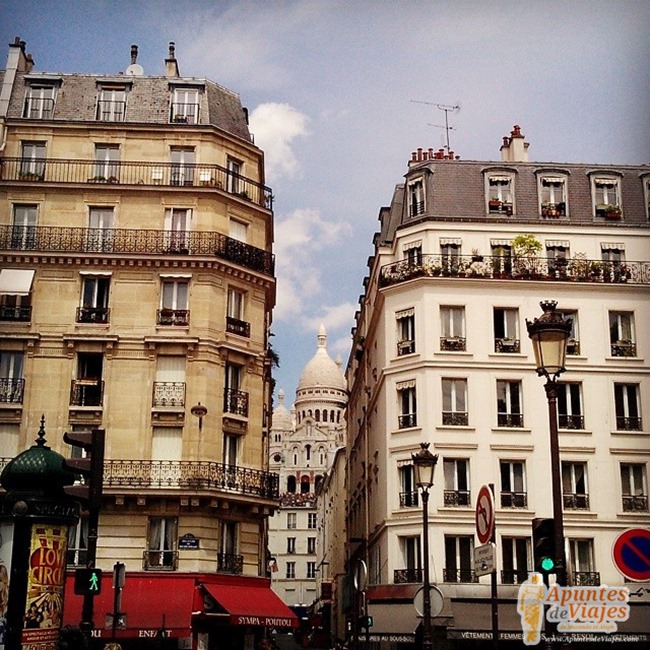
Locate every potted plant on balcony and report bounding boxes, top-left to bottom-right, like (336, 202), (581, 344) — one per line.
(488, 199), (502, 211)
(512, 233), (542, 278)
(604, 204), (622, 219)
(471, 248), (483, 262)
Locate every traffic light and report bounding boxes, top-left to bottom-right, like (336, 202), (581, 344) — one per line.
(358, 615), (373, 629)
(63, 428), (105, 508)
(532, 517), (556, 574)
(74, 567), (103, 595)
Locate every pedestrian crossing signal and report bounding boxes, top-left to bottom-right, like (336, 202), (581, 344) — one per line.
(74, 567), (102, 595)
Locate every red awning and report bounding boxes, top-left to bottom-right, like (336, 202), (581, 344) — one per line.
(64, 573), (196, 639)
(202, 583), (298, 628)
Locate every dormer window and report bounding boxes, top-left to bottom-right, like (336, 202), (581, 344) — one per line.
(408, 178), (425, 217)
(539, 176), (567, 217)
(643, 177), (650, 221)
(593, 177), (621, 219)
(96, 85), (127, 122)
(23, 83), (57, 119)
(487, 175), (514, 215)
(170, 87), (200, 124)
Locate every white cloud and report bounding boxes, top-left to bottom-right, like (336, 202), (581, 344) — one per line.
(249, 103), (309, 182)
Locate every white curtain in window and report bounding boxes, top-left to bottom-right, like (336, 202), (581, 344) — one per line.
(152, 427), (182, 461)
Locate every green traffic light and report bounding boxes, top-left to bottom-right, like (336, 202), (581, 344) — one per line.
(540, 557), (555, 572)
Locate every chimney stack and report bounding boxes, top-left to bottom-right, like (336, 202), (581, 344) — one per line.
(500, 124), (529, 162)
(165, 41), (180, 78)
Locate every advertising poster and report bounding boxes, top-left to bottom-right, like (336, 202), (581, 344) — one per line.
(0, 523), (14, 650)
(22, 524), (69, 650)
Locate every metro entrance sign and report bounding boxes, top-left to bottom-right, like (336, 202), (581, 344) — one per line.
(475, 485), (495, 545)
(612, 528), (650, 582)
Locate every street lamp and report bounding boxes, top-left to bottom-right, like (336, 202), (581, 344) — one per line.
(412, 442), (439, 650)
(526, 300), (572, 585)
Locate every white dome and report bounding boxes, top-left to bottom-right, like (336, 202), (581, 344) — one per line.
(297, 324), (346, 392)
(271, 389), (293, 430)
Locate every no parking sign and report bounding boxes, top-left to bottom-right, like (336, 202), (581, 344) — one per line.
(612, 528), (650, 582)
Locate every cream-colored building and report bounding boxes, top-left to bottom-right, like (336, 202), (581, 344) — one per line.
(0, 38), (297, 650)
(343, 127), (650, 647)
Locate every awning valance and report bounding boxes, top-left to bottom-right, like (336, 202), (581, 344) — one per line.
(0, 269), (35, 296)
(396, 308), (415, 319)
(202, 583), (298, 628)
(367, 603), (418, 642)
(546, 240), (569, 248)
(601, 242), (625, 250)
(396, 379), (416, 390)
(403, 240), (422, 251)
(440, 238), (461, 246)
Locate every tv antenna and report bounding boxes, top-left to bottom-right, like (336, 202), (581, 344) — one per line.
(411, 100), (460, 153)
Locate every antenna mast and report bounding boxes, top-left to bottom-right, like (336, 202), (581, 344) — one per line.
(411, 100), (460, 153)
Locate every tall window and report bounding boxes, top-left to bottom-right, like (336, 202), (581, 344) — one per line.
(546, 241), (569, 277)
(620, 464), (648, 512)
(229, 218), (248, 243)
(146, 516), (178, 569)
(224, 363), (247, 416)
(286, 562), (296, 579)
(223, 433), (238, 468)
(539, 177), (567, 216)
(287, 537), (296, 554)
(614, 383), (642, 431)
(593, 178), (621, 217)
(11, 204), (38, 250)
(20, 142), (46, 179)
(71, 352), (103, 407)
(562, 462), (589, 510)
(397, 381), (417, 429)
(227, 157), (243, 194)
(440, 305), (466, 351)
(307, 537), (316, 554)
(500, 460), (527, 508)
(502, 537), (529, 584)
(287, 513), (297, 530)
(399, 464), (418, 508)
(170, 147), (195, 186)
(87, 207), (115, 252)
(306, 562), (317, 579)
(569, 539), (598, 586)
(96, 85), (127, 121)
(442, 378), (468, 426)
(491, 243), (513, 276)
(0, 351), (24, 404)
(218, 521), (241, 574)
(487, 175), (513, 214)
(444, 535), (475, 583)
(404, 242), (422, 266)
(153, 356), (186, 408)
(159, 278), (189, 326)
(558, 310), (580, 355)
(408, 179), (425, 217)
(396, 308), (415, 355)
(23, 84), (57, 119)
(440, 241), (461, 274)
(497, 380), (523, 428)
(78, 275), (110, 324)
(397, 536), (421, 583)
(164, 208), (191, 252)
(307, 513), (317, 529)
(609, 312), (636, 357)
(443, 458), (470, 506)
(66, 518), (88, 566)
(93, 144), (120, 182)
(170, 87), (200, 123)
(493, 307), (520, 352)
(557, 382), (584, 430)
(226, 287), (249, 337)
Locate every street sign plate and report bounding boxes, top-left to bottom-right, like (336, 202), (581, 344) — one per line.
(413, 585), (444, 618)
(612, 528), (650, 582)
(474, 542), (496, 577)
(475, 485), (495, 545)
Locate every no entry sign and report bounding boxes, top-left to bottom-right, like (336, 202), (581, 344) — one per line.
(612, 528), (650, 582)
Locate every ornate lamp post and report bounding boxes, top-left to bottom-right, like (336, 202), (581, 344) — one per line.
(526, 300), (572, 585)
(412, 443), (438, 650)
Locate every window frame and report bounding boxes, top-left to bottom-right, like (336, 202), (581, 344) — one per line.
(396, 308), (415, 356)
(408, 178), (425, 217)
(23, 83), (57, 119)
(96, 85), (128, 122)
(443, 458), (470, 507)
(592, 176), (621, 218)
(486, 174), (515, 215)
(397, 381), (417, 429)
(620, 463), (648, 512)
(496, 379), (523, 428)
(499, 460), (527, 508)
(441, 378), (468, 426)
(538, 175), (568, 217)
(562, 461), (589, 510)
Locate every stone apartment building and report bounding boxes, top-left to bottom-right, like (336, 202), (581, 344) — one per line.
(0, 38), (296, 650)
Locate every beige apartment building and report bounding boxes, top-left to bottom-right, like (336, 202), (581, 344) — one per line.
(0, 38), (296, 650)
(340, 127), (650, 648)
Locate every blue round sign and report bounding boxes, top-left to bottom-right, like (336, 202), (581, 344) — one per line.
(612, 528), (650, 582)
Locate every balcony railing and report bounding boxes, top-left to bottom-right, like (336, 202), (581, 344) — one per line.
(76, 306), (110, 324)
(495, 338), (521, 353)
(0, 225), (274, 276)
(397, 339), (415, 356)
(223, 388), (249, 417)
(563, 493), (590, 510)
(1, 157), (273, 210)
(611, 341), (637, 357)
(616, 416), (642, 431)
(70, 379), (104, 407)
(399, 491), (419, 507)
(497, 413), (524, 428)
(558, 414), (585, 430)
(0, 378), (24, 403)
(0, 305), (31, 322)
(152, 382), (186, 408)
(443, 568), (479, 583)
(398, 413), (417, 429)
(440, 336), (466, 352)
(157, 309), (190, 327)
(226, 316), (251, 338)
(500, 491), (527, 508)
(379, 254), (650, 288)
(501, 569), (530, 585)
(572, 571), (600, 586)
(103, 459), (280, 499)
(442, 411), (468, 426)
(217, 552), (244, 575)
(622, 495), (648, 512)
(394, 568), (422, 584)
(143, 550), (179, 571)
(444, 490), (471, 507)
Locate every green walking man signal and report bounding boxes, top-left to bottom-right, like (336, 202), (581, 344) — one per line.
(74, 567), (103, 596)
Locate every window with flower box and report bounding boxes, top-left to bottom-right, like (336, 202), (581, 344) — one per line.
(539, 176), (567, 217)
(486, 175), (514, 215)
(592, 177), (621, 219)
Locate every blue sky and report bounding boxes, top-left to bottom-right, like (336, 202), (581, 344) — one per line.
(2, 0), (649, 404)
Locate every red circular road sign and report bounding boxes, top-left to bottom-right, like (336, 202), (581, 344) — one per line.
(612, 528), (650, 582)
(475, 485), (495, 545)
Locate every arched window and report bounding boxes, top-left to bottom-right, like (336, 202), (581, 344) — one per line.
(315, 410), (320, 422)
(287, 475), (296, 493)
(305, 444), (311, 461)
(300, 475), (310, 494)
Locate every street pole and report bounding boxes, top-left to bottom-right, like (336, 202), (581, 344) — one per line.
(421, 488), (432, 650)
(489, 484), (499, 650)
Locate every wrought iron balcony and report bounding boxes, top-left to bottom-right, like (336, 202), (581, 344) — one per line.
(616, 416), (642, 431)
(566, 338), (581, 356)
(497, 413), (524, 428)
(398, 413), (417, 429)
(440, 336), (466, 351)
(157, 309), (190, 327)
(76, 306), (110, 324)
(495, 338), (521, 353)
(443, 568), (478, 583)
(397, 339), (415, 356)
(442, 411), (468, 426)
(611, 341), (637, 357)
(572, 571), (600, 586)
(226, 316), (251, 338)
(0, 304), (31, 322)
(223, 388), (249, 417)
(103, 459), (280, 499)
(563, 493), (590, 510)
(558, 414), (585, 430)
(217, 552), (244, 575)
(0, 225), (274, 276)
(1, 157), (273, 209)
(0, 378), (24, 403)
(70, 379), (104, 407)
(143, 550), (179, 571)
(501, 569), (529, 584)
(394, 568), (422, 584)
(152, 382), (185, 408)
(622, 495), (648, 512)
(399, 491), (419, 508)
(379, 254), (650, 287)
(444, 490), (471, 507)
(500, 491), (527, 508)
